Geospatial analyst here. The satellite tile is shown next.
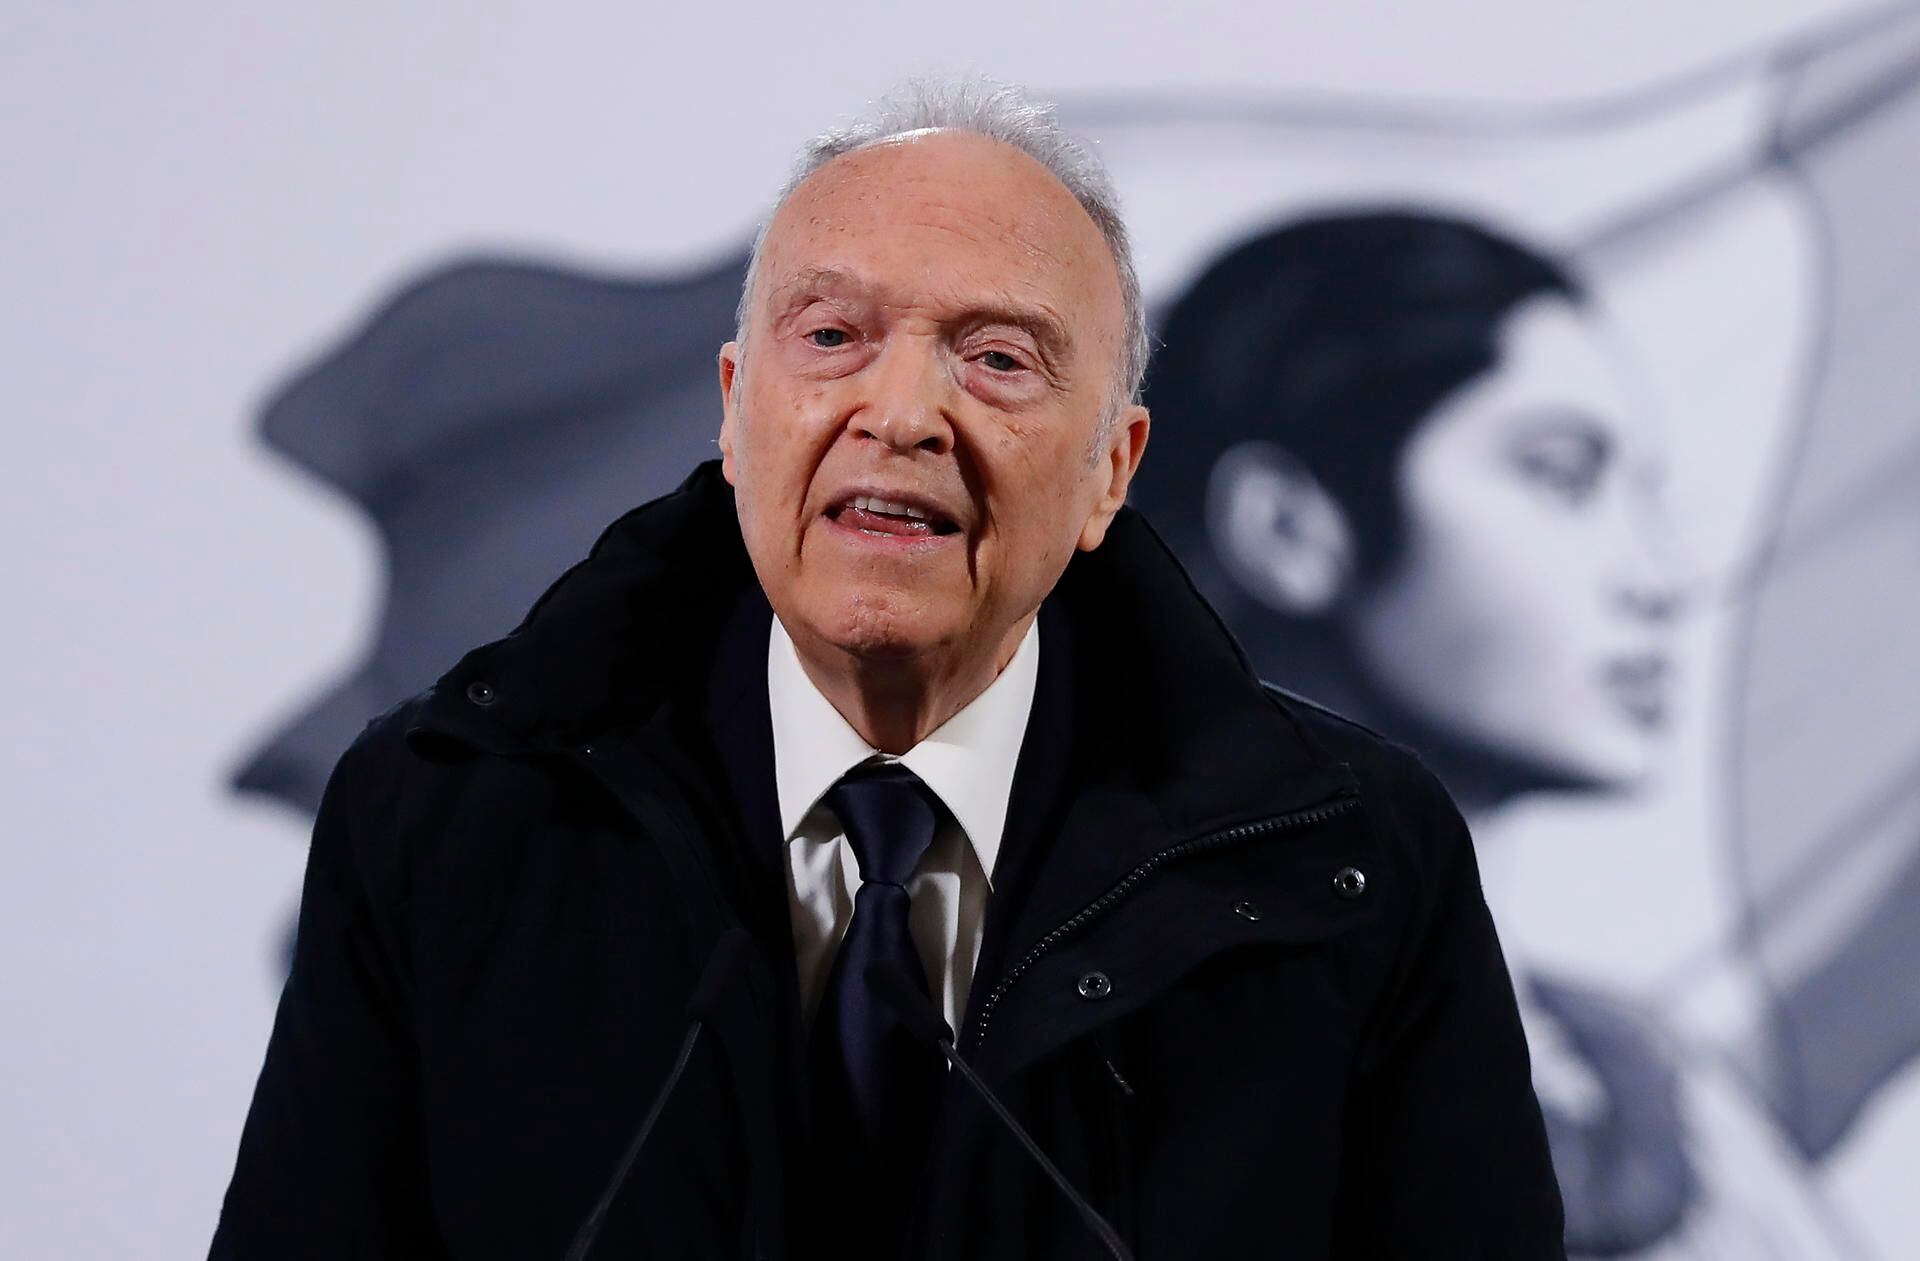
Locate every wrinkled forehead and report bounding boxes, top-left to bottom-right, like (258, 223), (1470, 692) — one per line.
(754, 131), (1123, 336)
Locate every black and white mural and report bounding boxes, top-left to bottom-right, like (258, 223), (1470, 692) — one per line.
(210, 6), (1920, 1257)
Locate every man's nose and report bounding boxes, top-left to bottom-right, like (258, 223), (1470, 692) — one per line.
(851, 338), (955, 456)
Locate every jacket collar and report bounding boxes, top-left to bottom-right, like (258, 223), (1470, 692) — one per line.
(411, 457), (1356, 885)
(412, 461), (754, 757)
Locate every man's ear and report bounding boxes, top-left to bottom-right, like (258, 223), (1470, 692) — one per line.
(1205, 440), (1355, 614)
(1076, 403), (1152, 552)
(717, 341), (743, 485)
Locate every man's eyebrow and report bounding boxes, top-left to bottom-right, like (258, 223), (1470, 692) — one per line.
(770, 266), (872, 310)
(961, 302), (1074, 367)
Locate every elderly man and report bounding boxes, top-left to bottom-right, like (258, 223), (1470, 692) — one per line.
(212, 81), (1564, 1259)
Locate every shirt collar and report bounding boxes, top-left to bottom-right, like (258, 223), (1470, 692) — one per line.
(766, 613), (1040, 886)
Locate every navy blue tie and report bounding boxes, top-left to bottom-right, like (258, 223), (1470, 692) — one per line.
(808, 760), (944, 1256)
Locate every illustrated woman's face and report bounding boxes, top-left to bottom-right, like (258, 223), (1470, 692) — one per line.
(1345, 294), (1686, 789)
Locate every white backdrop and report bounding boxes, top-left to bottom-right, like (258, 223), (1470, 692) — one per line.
(4, 3), (1912, 1256)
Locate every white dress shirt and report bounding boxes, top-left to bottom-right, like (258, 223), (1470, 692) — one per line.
(767, 614), (1039, 1035)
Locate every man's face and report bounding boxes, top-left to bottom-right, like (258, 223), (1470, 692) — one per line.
(718, 131), (1147, 669)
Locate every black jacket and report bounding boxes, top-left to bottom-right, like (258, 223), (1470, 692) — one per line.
(212, 461), (1565, 1259)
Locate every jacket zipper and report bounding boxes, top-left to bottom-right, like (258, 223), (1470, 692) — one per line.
(965, 792), (1360, 1057)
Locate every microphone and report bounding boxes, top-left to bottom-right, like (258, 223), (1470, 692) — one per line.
(869, 964), (1136, 1261)
(564, 928), (755, 1261)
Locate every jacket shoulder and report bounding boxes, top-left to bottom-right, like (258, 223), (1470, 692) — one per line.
(1258, 681), (1445, 797)
(311, 688), (472, 880)
(1257, 681), (1472, 878)
(333, 689), (440, 795)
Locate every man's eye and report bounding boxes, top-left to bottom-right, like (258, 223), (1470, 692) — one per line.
(808, 328), (850, 348)
(980, 350), (1022, 372)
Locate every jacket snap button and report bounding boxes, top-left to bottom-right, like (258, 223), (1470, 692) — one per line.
(465, 680), (496, 706)
(1232, 900), (1262, 922)
(1332, 866), (1367, 899)
(1076, 971), (1113, 1000)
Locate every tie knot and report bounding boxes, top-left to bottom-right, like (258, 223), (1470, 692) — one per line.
(824, 761), (940, 888)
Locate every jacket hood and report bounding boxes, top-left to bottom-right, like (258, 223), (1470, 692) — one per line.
(411, 458), (1351, 842)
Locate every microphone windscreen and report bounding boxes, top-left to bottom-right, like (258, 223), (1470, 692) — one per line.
(867, 960), (955, 1048)
(687, 928), (755, 1024)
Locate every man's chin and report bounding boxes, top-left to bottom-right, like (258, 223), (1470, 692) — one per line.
(794, 596), (960, 666)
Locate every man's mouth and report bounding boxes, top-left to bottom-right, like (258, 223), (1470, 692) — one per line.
(825, 493), (963, 539)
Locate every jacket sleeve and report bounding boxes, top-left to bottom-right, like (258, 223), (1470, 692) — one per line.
(1330, 760), (1567, 1259)
(209, 730), (445, 1259)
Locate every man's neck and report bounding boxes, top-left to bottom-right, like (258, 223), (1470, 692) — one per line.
(783, 613), (1036, 754)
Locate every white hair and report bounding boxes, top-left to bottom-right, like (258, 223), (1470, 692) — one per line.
(735, 77), (1149, 419)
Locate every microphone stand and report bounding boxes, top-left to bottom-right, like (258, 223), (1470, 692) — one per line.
(563, 1021), (707, 1261)
(870, 964), (1136, 1261)
(565, 929), (754, 1261)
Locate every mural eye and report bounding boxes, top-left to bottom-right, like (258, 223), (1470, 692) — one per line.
(1509, 420), (1610, 507)
(808, 328), (850, 348)
(981, 350), (1021, 372)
